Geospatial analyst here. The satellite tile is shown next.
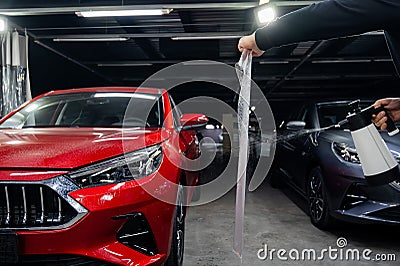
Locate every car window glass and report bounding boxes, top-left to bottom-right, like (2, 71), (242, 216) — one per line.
(287, 106), (305, 122)
(318, 104), (352, 129)
(29, 102), (60, 126)
(57, 101), (84, 125)
(0, 92), (162, 128)
(303, 110), (315, 129)
(317, 102), (371, 129)
(169, 96), (182, 128)
(300, 108), (307, 121)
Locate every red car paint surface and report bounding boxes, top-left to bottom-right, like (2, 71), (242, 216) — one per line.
(0, 87), (203, 265)
(0, 128), (164, 169)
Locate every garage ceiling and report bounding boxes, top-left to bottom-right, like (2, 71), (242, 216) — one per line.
(1, 0), (399, 104)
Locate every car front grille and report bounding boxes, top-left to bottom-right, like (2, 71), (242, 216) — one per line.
(368, 206), (400, 222)
(0, 184), (78, 228)
(115, 212), (158, 256)
(341, 184), (368, 210)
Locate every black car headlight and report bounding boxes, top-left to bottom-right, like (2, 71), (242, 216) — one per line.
(333, 142), (360, 164)
(68, 145), (162, 188)
(391, 150), (400, 164)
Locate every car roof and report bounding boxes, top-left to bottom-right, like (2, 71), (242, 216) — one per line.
(44, 87), (165, 96)
(316, 100), (374, 107)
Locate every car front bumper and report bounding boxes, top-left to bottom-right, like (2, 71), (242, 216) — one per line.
(0, 168), (180, 266)
(322, 163), (400, 224)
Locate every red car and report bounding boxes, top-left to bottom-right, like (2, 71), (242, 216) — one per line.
(0, 87), (207, 265)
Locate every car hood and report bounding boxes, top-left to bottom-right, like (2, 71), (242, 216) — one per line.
(0, 128), (164, 169)
(320, 129), (400, 152)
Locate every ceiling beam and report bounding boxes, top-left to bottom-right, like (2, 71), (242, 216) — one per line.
(135, 38), (164, 60)
(178, 11), (195, 33)
(266, 40), (325, 93)
(0, 3), (257, 15)
(26, 22), (253, 32)
(112, 73), (396, 82)
(7, 20), (114, 84)
(82, 56), (392, 66)
(114, 17), (164, 60)
(36, 32), (249, 40)
(34, 30), (383, 42)
(314, 36), (358, 57)
(0, 1), (323, 16)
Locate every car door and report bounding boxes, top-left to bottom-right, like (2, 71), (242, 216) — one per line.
(169, 95), (200, 187)
(278, 105), (316, 192)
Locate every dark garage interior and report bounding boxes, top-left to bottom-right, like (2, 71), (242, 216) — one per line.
(5, 1), (400, 103)
(0, 0), (400, 265)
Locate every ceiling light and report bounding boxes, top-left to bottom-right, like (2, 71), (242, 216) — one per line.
(259, 0), (270, 5)
(254, 4), (276, 25)
(0, 18), (6, 32)
(311, 59), (372, 64)
(259, 60), (289, 64)
(374, 58), (392, 62)
(76, 9), (172, 17)
(171, 35), (242, 40)
(53, 37), (129, 42)
(257, 6), (276, 24)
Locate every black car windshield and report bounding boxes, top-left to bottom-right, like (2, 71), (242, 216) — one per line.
(0, 92), (163, 129)
(317, 102), (373, 129)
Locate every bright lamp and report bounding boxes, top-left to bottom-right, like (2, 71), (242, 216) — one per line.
(257, 6), (276, 24)
(0, 18), (6, 32)
(76, 9), (172, 17)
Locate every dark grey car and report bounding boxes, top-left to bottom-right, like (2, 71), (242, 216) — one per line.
(272, 101), (400, 229)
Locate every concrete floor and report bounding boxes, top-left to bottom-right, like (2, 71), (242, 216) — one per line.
(183, 147), (400, 265)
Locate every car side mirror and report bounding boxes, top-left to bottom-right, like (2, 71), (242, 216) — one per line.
(286, 121), (306, 131)
(179, 114), (208, 131)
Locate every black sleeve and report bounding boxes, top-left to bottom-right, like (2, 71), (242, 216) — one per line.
(255, 0), (400, 51)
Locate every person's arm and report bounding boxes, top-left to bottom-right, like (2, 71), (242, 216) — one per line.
(372, 98), (400, 130)
(240, 0), (400, 53)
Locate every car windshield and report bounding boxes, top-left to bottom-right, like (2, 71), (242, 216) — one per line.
(0, 92), (163, 129)
(317, 102), (372, 129)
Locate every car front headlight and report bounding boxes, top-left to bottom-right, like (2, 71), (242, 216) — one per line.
(68, 145), (162, 188)
(391, 150), (400, 164)
(333, 142), (360, 164)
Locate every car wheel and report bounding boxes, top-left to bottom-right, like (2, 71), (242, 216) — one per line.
(307, 167), (335, 230)
(166, 184), (186, 266)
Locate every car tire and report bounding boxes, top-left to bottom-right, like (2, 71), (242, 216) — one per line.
(307, 167), (336, 230)
(166, 184), (186, 266)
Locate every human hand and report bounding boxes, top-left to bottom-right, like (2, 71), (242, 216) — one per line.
(372, 98), (400, 130)
(238, 32), (265, 57)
